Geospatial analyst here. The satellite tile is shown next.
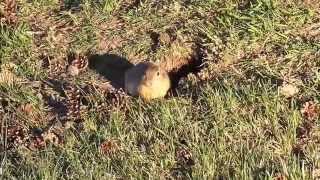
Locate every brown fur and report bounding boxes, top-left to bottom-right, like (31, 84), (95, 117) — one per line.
(124, 62), (170, 100)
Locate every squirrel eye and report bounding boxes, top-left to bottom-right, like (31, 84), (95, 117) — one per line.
(156, 71), (160, 76)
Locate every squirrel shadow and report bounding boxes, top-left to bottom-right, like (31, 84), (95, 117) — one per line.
(88, 54), (134, 89)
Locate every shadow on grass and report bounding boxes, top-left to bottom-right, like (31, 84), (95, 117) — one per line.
(88, 54), (134, 89)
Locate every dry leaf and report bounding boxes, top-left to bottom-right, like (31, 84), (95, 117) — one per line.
(301, 101), (319, 120)
(279, 83), (299, 98)
(313, 168), (320, 179)
(18, 104), (34, 115)
(100, 139), (120, 156)
(1, 62), (18, 70)
(67, 65), (80, 76)
(273, 173), (287, 180)
(159, 32), (171, 45)
(0, 69), (19, 85)
(0, 63), (24, 85)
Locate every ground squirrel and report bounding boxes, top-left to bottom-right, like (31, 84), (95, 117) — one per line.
(124, 62), (171, 100)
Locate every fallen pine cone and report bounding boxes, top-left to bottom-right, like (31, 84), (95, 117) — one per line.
(67, 52), (88, 76)
(0, 0), (18, 26)
(5, 125), (28, 148)
(64, 83), (81, 121)
(301, 101), (319, 121)
(176, 147), (195, 167)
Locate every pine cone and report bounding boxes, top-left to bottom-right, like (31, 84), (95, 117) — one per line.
(301, 101), (319, 121)
(1, 0), (18, 25)
(42, 130), (63, 145)
(5, 125), (28, 149)
(81, 82), (129, 119)
(175, 147), (195, 167)
(41, 55), (66, 78)
(28, 133), (46, 150)
(67, 53), (88, 76)
(51, 62), (66, 77)
(64, 83), (81, 121)
(109, 88), (128, 108)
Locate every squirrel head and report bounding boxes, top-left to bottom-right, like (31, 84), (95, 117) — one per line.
(143, 63), (169, 87)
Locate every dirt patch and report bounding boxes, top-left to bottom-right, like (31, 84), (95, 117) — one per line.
(149, 31), (161, 52)
(159, 42), (206, 90)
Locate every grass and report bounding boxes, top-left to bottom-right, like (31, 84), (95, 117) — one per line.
(1, 0), (320, 179)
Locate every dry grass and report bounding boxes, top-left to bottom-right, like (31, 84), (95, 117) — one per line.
(0, 0), (320, 179)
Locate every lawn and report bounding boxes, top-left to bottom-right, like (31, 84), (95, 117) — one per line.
(0, 0), (319, 179)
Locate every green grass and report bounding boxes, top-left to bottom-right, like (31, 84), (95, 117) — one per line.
(1, 0), (320, 179)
